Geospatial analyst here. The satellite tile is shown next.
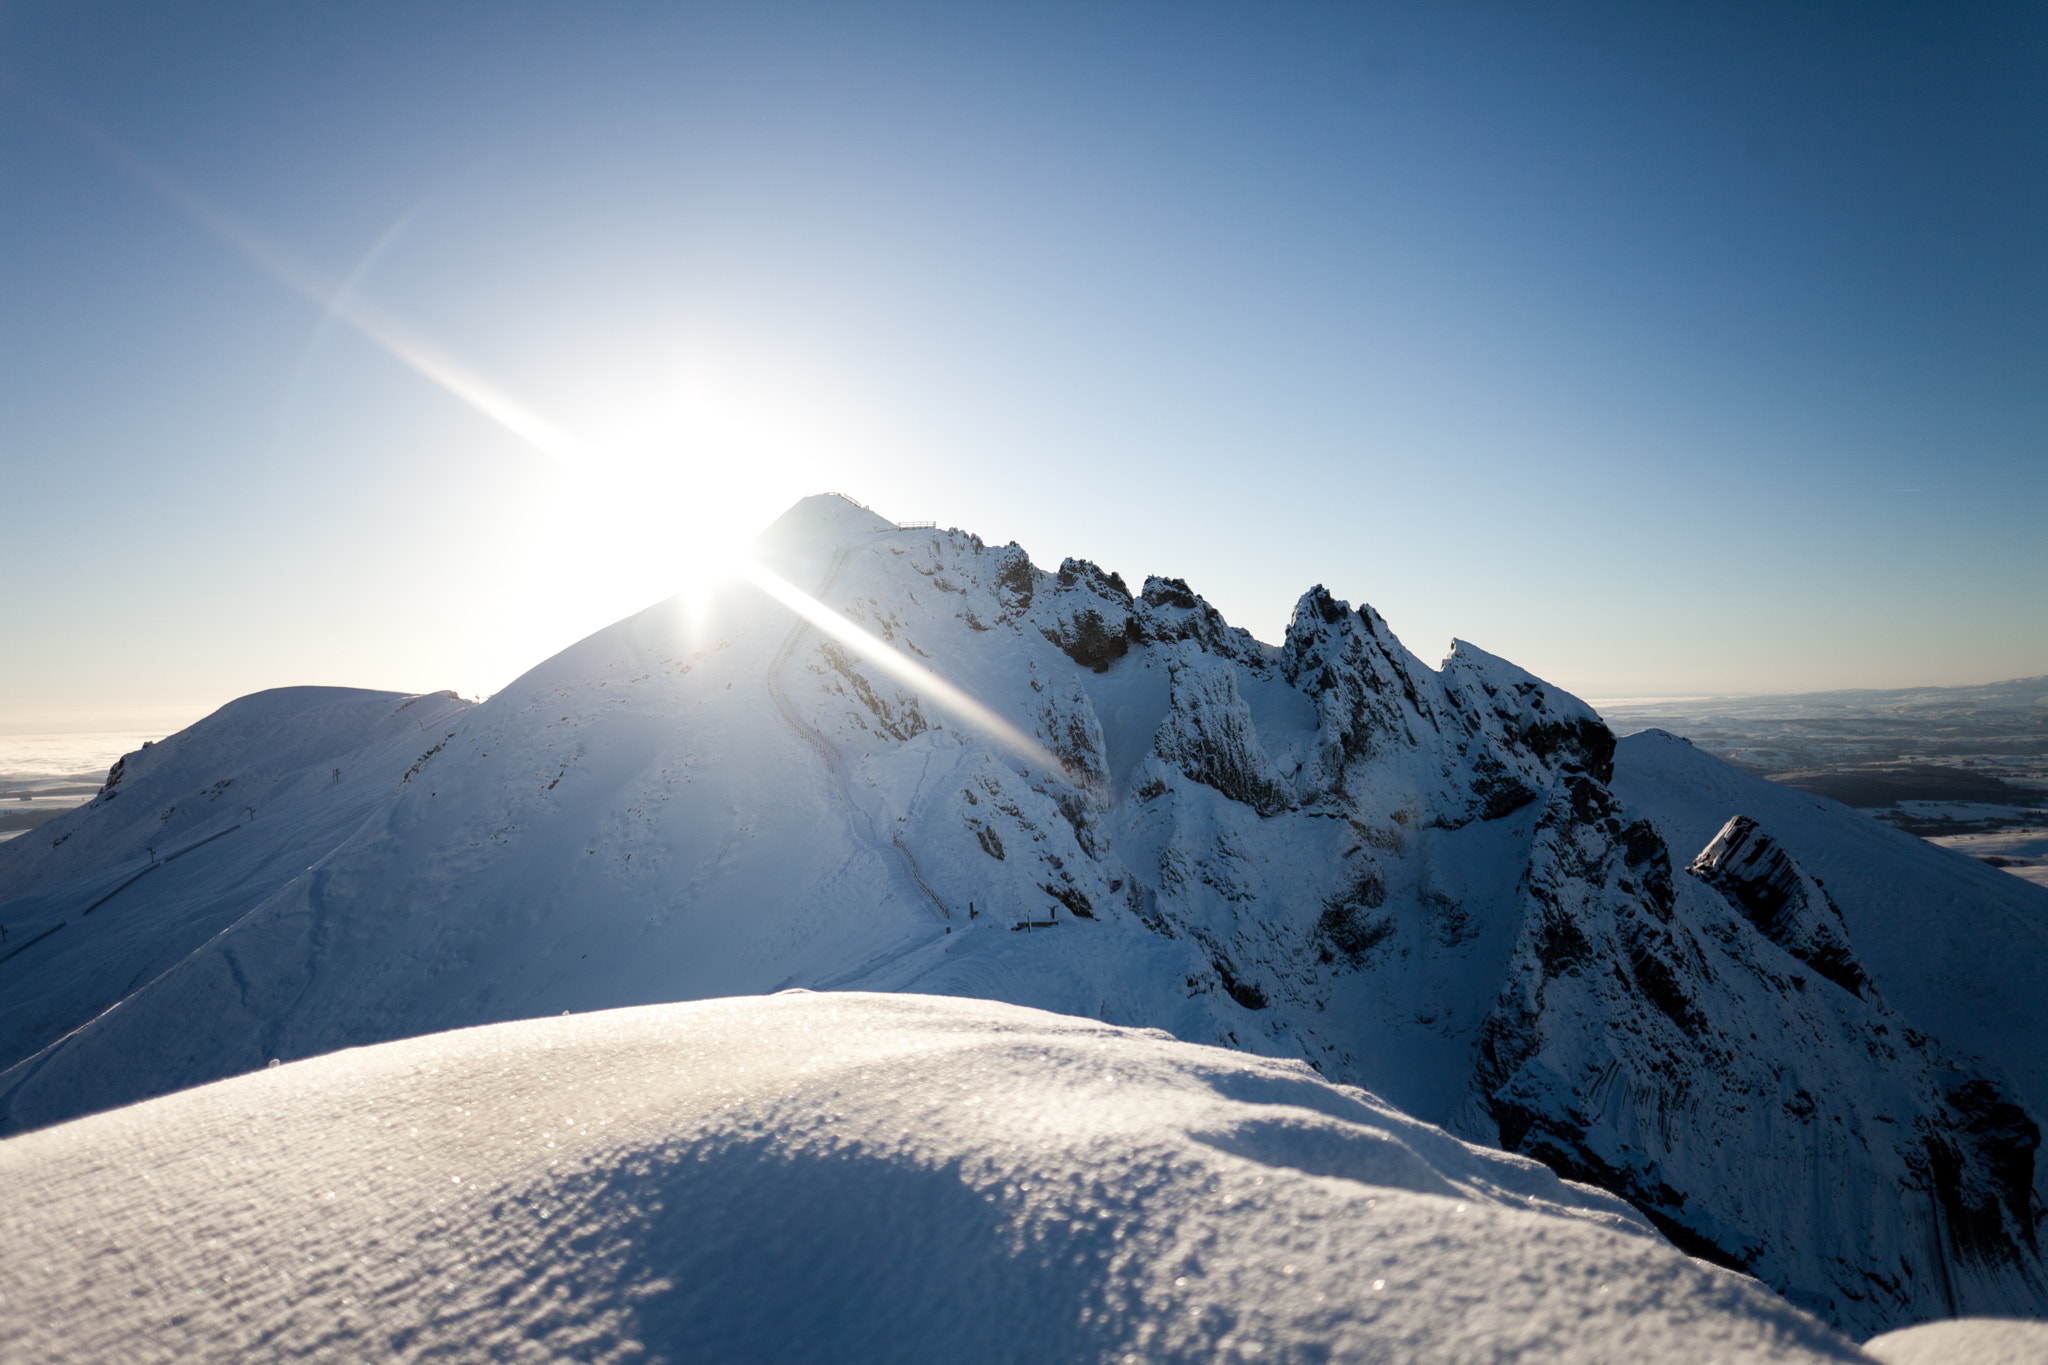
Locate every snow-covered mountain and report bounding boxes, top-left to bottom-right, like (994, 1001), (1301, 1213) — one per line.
(2, 494), (2042, 1335)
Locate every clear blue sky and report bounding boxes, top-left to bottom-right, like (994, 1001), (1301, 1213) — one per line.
(3, 1), (2044, 731)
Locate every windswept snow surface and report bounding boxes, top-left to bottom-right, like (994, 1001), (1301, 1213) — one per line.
(2, 495), (2043, 1334)
(1862, 1317), (2048, 1365)
(0, 992), (1869, 1365)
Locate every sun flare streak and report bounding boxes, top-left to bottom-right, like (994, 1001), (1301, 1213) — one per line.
(60, 112), (584, 466)
(737, 559), (1072, 780)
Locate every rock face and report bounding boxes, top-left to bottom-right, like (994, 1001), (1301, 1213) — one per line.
(1, 494), (2042, 1335)
(1463, 799), (2044, 1328)
(1690, 815), (1867, 996)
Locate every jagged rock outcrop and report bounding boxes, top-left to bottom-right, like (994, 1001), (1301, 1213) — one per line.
(1030, 558), (1142, 673)
(1152, 655), (1290, 816)
(1464, 800), (2043, 1329)
(1690, 814), (1867, 996)
(1280, 585), (1432, 786)
(1136, 575), (1258, 659)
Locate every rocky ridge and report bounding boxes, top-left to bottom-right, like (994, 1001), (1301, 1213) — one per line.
(0, 494), (2040, 1334)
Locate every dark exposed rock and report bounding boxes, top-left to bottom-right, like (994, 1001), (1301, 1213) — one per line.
(1467, 783), (2044, 1332)
(1055, 558), (1132, 601)
(1031, 559), (1145, 673)
(1038, 681), (1110, 793)
(1140, 576), (1199, 611)
(992, 545), (1036, 614)
(1440, 642), (1616, 784)
(1152, 658), (1290, 816)
(1211, 957), (1267, 1010)
(1626, 928), (1704, 1032)
(1042, 610), (1141, 673)
(1934, 1074), (2041, 1261)
(1135, 575), (1264, 660)
(1617, 819), (1676, 918)
(1279, 587), (1426, 785)
(1043, 882), (1096, 919)
(820, 643), (930, 742)
(1688, 815), (1867, 997)
(1531, 717), (1616, 784)
(1318, 872), (1394, 966)
(1469, 753), (1539, 821)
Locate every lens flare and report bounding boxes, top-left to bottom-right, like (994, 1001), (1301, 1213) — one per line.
(55, 111), (584, 467)
(737, 559), (1071, 779)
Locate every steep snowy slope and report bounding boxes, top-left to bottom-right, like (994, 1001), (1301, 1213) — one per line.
(1453, 794), (2044, 1329)
(1610, 729), (2048, 1108)
(0, 686), (471, 1075)
(0, 494), (2039, 1334)
(1, 992), (1871, 1364)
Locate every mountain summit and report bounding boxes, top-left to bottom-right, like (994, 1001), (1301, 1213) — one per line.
(3, 494), (2042, 1334)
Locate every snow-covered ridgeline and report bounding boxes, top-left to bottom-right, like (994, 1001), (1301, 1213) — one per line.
(0, 494), (2041, 1335)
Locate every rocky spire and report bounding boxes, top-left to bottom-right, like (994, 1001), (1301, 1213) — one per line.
(1689, 814), (1868, 998)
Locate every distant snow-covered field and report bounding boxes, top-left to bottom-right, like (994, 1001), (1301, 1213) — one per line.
(1926, 827), (2048, 891)
(0, 729), (162, 784)
(1594, 682), (2048, 875)
(0, 731), (136, 843)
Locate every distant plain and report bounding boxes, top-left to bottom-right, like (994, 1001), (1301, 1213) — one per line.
(0, 733), (149, 842)
(1596, 677), (2048, 884)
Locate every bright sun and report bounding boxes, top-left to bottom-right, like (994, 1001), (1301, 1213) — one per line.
(544, 352), (858, 613)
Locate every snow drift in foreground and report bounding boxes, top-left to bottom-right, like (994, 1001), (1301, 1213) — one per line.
(0, 992), (1867, 1365)
(1863, 1316), (2048, 1365)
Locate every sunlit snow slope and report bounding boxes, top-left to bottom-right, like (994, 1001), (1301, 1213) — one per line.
(2, 495), (2042, 1334)
(0, 992), (1870, 1365)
